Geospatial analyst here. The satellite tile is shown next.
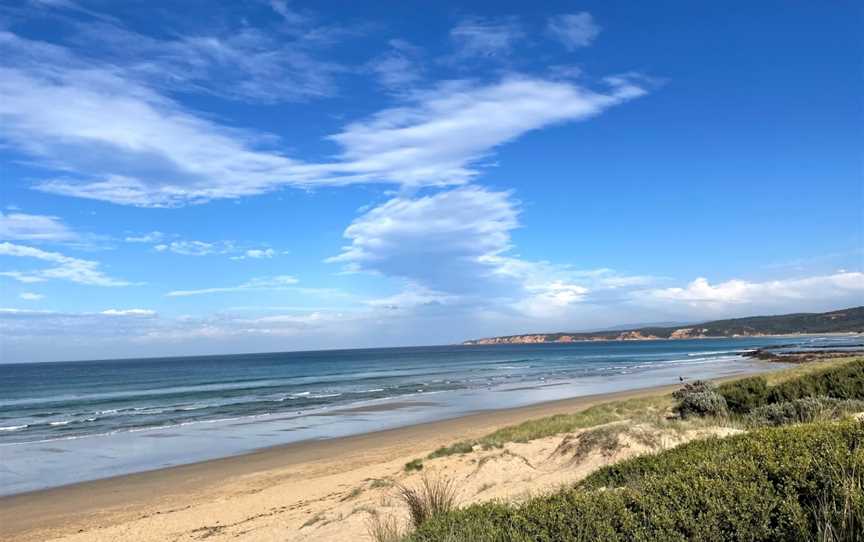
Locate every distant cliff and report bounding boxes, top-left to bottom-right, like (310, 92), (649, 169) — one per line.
(463, 306), (864, 345)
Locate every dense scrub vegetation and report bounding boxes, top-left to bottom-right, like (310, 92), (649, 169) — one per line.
(718, 359), (864, 415)
(406, 420), (864, 542)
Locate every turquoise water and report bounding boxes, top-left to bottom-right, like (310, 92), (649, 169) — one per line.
(0, 336), (853, 495)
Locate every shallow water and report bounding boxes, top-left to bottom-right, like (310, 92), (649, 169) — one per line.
(0, 336), (855, 495)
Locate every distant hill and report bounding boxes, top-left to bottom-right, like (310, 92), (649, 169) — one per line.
(462, 307), (864, 345)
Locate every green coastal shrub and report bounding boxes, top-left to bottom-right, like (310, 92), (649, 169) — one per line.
(406, 420), (864, 542)
(718, 376), (770, 413)
(769, 360), (864, 404)
(707, 360), (864, 421)
(748, 396), (864, 427)
(672, 380), (727, 418)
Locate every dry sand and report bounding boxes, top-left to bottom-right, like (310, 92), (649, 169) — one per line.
(0, 382), (729, 542)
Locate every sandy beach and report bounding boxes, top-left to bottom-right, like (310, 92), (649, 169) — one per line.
(0, 382), (695, 542)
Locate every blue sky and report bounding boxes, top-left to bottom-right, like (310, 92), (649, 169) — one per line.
(1, 0), (862, 363)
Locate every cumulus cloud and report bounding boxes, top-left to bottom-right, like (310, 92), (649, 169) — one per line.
(167, 275), (299, 297)
(329, 186), (653, 318)
(0, 211), (78, 242)
(329, 186), (518, 295)
(0, 241), (132, 286)
(635, 273), (864, 312)
(0, 31), (647, 206)
(547, 13), (601, 50)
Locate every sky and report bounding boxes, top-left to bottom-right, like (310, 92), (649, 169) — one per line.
(0, 0), (862, 363)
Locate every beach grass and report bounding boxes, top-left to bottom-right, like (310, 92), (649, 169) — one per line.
(424, 395), (672, 460)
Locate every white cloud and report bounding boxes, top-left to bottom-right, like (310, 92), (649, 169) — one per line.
(329, 186), (652, 320)
(124, 231), (163, 243)
(231, 248), (277, 260)
(328, 186), (519, 295)
(19, 292), (45, 300)
(100, 308), (156, 316)
(154, 240), (235, 256)
(547, 13), (601, 50)
(0, 241), (132, 286)
(167, 275), (299, 297)
(56, 10), (346, 104)
(366, 287), (455, 310)
(267, 0), (310, 26)
(449, 17), (524, 59)
(0, 211), (79, 242)
(367, 39), (424, 91)
(636, 273), (864, 311)
(0, 31), (647, 206)
(325, 76), (647, 188)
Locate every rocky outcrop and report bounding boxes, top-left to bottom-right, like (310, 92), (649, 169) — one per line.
(467, 335), (551, 345)
(669, 328), (708, 339)
(616, 331), (659, 341)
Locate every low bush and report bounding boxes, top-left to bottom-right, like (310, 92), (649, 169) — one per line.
(769, 360), (864, 404)
(718, 376), (770, 414)
(672, 380), (727, 419)
(428, 440), (475, 459)
(747, 396), (864, 427)
(404, 459), (424, 472)
(407, 420), (864, 542)
(706, 359), (864, 420)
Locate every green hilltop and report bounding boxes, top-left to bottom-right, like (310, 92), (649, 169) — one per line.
(464, 306), (864, 345)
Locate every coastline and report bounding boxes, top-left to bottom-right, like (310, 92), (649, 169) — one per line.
(0, 369), (770, 542)
(462, 331), (863, 346)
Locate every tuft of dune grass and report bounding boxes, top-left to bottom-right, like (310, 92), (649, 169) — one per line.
(424, 396), (671, 460)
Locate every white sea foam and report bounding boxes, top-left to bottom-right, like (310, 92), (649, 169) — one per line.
(0, 424), (28, 432)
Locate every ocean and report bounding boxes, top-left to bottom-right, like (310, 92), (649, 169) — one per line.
(0, 336), (856, 495)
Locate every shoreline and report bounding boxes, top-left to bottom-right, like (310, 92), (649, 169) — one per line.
(0, 368), (771, 542)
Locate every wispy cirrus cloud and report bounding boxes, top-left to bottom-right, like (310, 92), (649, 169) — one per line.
(154, 240), (236, 256)
(0, 211), (78, 242)
(124, 231), (164, 243)
(0, 241), (132, 286)
(324, 75), (647, 187)
(82, 24), (347, 104)
(367, 39), (425, 91)
(230, 248), (277, 260)
(449, 16), (524, 60)
(547, 13), (601, 50)
(0, 28), (648, 207)
(166, 275), (299, 297)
